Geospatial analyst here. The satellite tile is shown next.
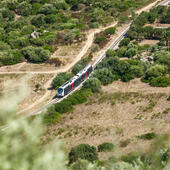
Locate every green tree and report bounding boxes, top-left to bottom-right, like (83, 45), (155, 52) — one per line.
(16, 1), (32, 16)
(68, 144), (98, 164)
(83, 77), (101, 93)
(51, 72), (73, 89)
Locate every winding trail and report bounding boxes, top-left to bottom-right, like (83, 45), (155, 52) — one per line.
(1, 0), (161, 114)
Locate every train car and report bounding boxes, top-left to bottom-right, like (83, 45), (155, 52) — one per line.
(57, 64), (93, 97)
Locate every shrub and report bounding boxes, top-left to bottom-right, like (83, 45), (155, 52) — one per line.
(94, 36), (106, 45)
(167, 95), (170, 101)
(120, 139), (130, 148)
(83, 77), (101, 93)
(94, 68), (118, 85)
(54, 100), (73, 114)
(21, 46), (51, 63)
(119, 38), (130, 47)
(67, 90), (88, 105)
(149, 76), (170, 87)
(138, 132), (156, 140)
(51, 72), (73, 89)
(121, 152), (140, 163)
(104, 27), (116, 35)
(68, 144), (98, 164)
(98, 142), (114, 152)
(43, 106), (61, 125)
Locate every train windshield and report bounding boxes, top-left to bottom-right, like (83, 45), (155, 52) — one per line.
(58, 88), (63, 94)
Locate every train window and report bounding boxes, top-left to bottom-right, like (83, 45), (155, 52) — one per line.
(58, 88), (63, 94)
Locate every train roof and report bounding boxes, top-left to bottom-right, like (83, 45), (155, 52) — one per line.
(59, 64), (92, 89)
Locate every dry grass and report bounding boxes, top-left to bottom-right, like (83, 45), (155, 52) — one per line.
(44, 79), (170, 159)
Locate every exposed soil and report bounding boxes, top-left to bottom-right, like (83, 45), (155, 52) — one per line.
(44, 79), (170, 159)
(139, 39), (159, 46)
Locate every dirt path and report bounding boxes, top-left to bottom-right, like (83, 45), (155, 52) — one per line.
(5, 0), (160, 114)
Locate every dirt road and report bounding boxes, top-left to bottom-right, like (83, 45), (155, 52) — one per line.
(3, 0), (161, 114)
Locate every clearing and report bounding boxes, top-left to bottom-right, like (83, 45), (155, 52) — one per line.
(44, 79), (170, 160)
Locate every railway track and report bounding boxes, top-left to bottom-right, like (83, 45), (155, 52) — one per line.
(29, 24), (131, 116)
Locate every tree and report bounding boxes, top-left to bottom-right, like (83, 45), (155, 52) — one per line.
(39, 3), (57, 15)
(72, 64), (84, 75)
(144, 64), (167, 81)
(94, 68), (117, 85)
(31, 14), (46, 27)
(106, 49), (116, 58)
(21, 46), (51, 63)
(68, 144), (98, 164)
(83, 77), (101, 93)
(16, 1), (32, 16)
(104, 27), (116, 35)
(119, 38), (130, 47)
(51, 72), (73, 89)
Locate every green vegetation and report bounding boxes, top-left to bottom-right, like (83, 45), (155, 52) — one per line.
(43, 88), (92, 124)
(68, 144), (98, 164)
(51, 72), (73, 89)
(138, 132), (156, 140)
(128, 6), (170, 42)
(0, 0), (157, 66)
(83, 77), (101, 93)
(98, 142), (114, 152)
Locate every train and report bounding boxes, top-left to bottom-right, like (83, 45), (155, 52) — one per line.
(57, 64), (93, 97)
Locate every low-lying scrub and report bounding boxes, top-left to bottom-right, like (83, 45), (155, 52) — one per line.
(138, 132), (156, 140)
(98, 142), (114, 152)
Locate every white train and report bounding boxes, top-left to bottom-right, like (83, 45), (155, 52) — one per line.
(57, 64), (93, 97)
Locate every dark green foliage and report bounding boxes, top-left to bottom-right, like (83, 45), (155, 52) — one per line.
(21, 46), (51, 63)
(94, 36), (107, 45)
(128, 6), (169, 41)
(83, 77), (101, 93)
(51, 72), (73, 89)
(94, 68), (119, 85)
(67, 89), (88, 105)
(0, 0), (158, 67)
(149, 76), (170, 87)
(104, 27), (116, 35)
(138, 132), (156, 140)
(16, 2), (32, 16)
(121, 152), (141, 163)
(119, 38), (130, 47)
(68, 144), (98, 164)
(98, 143), (114, 152)
(54, 100), (73, 114)
(167, 95), (170, 101)
(43, 106), (61, 125)
(31, 14), (46, 27)
(72, 58), (91, 75)
(106, 49), (116, 58)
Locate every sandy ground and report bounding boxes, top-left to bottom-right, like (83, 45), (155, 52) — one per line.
(44, 79), (170, 159)
(139, 39), (159, 46)
(0, 0), (161, 115)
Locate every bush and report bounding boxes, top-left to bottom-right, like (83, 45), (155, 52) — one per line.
(83, 77), (101, 93)
(43, 106), (61, 125)
(68, 144), (98, 164)
(54, 100), (73, 114)
(149, 76), (170, 87)
(138, 132), (156, 140)
(104, 27), (116, 35)
(121, 152), (140, 163)
(98, 142), (114, 152)
(94, 68), (118, 85)
(21, 46), (51, 63)
(119, 38), (130, 47)
(67, 89), (89, 105)
(51, 72), (73, 89)
(167, 95), (170, 101)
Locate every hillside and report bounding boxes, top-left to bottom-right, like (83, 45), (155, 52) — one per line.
(0, 0), (155, 66)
